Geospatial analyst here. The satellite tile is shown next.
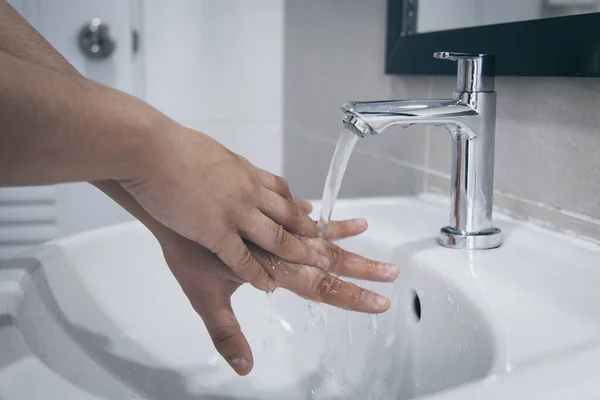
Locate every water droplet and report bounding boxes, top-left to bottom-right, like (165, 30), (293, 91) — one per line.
(307, 302), (321, 329)
(367, 314), (378, 334)
(279, 318), (294, 335)
(266, 292), (276, 322)
(262, 334), (274, 350)
(385, 332), (396, 347)
(207, 353), (220, 366)
(310, 388), (321, 400)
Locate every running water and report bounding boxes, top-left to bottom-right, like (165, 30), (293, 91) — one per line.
(307, 126), (403, 399)
(315, 127), (382, 334)
(308, 126), (360, 331)
(305, 127), (361, 399)
(317, 127), (360, 234)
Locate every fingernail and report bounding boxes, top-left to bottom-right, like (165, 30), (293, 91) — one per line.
(267, 279), (277, 293)
(375, 295), (390, 308)
(382, 263), (399, 278)
(353, 218), (368, 228)
(318, 254), (331, 270)
(230, 357), (249, 374)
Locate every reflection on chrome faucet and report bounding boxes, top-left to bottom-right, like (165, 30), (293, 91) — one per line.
(341, 52), (502, 250)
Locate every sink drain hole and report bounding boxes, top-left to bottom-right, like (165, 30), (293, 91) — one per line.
(412, 291), (421, 322)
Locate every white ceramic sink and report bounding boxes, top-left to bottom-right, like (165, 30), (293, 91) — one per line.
(1, 194), (600, 399)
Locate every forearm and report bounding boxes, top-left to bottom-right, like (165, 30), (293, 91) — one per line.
(0, 51), (166, 185)
(0, 0), (78, 75)
(0, 1), (170, 238)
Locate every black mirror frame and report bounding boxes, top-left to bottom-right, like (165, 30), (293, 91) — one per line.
(386, 1), (600, 77)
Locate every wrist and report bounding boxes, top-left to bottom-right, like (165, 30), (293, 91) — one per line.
(118, 107), (176, 183)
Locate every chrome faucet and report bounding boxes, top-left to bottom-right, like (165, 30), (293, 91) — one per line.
(341, 52), (502, 250)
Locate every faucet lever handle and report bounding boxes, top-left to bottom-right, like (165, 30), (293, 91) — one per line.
(433, 52), (495, 93)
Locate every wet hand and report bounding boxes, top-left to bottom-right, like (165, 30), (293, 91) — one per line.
(123, 124), (326, 292)
(160, 216), (398, 376)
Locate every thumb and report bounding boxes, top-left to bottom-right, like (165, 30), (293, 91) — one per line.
(198, 296), (253, 376)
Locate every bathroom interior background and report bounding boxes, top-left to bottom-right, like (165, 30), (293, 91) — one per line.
(2, 0), (600, 260)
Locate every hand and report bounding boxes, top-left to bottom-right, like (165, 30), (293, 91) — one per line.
(123, 124), (327, 293)
(159, 209), (398, 376)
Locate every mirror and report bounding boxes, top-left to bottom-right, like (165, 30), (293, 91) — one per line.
(386, 0), (600, 77)
(416, 0), (600, 34)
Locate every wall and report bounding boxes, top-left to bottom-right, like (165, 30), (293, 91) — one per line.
(283, 0), (600, 243)
(283, 0), (428, 200)
(141, 0), (284, 175)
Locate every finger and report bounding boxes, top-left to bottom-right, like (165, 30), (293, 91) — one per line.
(255, 169), (293, 200)
(251, 248), (390, 313)
(297, 236), (399, 282)
(321, 218), (368, 241)
(239, 212), (330, 271)
(295, 199), (313, 214)
(260, 189), (318, 237)
(197, 296), (253, 376)
(215, 234), (277, 292)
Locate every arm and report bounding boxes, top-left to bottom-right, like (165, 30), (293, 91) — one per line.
(0, 0), (163, 234)
(0, 48), (325, 290)
(1, 1), (154, 186)
(0, 50), (162, 185)
(0, 0), (78, 75)
(0, 4), (322, 283)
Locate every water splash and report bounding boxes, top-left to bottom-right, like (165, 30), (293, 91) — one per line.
(263, 292), (275, 350)
(308, 127), (407, 398)
(307, 302), (323, 330)
(307, 127), (361, 400)
(346, 311), (354, 354)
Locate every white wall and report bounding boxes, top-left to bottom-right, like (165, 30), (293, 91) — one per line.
(141, 0), (284, 175)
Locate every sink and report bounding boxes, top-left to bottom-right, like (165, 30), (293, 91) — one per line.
(1, 194), (600, 399)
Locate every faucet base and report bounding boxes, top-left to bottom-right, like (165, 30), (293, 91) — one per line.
(439, 226), (502, 250)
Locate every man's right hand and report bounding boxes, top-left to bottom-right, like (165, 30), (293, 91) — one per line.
(122, 123), (331, 292)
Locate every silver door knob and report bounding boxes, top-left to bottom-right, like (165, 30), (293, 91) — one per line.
(78, 18), (116, 60)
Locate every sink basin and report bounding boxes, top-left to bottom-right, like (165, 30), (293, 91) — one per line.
(1, 194), (600, 399)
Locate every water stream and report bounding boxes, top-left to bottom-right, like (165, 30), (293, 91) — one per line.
(268, 126), (400, 398)
(317, 127), (360, 234)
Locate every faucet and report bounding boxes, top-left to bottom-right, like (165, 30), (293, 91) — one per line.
(341, 52), (502, 250)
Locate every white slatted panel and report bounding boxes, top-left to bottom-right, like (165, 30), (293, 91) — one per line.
(0, 186), (58, 259)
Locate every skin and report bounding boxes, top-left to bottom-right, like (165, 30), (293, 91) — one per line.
(0, 1), (399, 375)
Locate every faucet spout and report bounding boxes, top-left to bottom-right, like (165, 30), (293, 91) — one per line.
(341, 99), (478, 137)
(339, 53), (502, 250)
